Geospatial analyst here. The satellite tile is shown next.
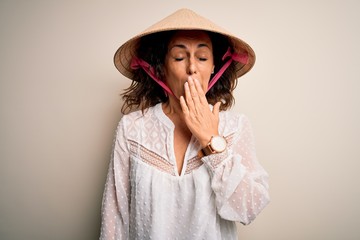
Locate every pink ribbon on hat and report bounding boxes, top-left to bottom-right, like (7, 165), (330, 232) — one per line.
(130, 47), (248, 97)
(130, 56), (174, 96)
(207, 47), (249, 91)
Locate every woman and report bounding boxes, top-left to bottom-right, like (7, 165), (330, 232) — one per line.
(100, 8), (269, 240)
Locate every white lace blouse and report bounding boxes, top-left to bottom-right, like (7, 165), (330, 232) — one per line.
(100, 103), (269, 240)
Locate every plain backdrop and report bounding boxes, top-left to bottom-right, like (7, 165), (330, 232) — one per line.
(1, 0), (359, 239)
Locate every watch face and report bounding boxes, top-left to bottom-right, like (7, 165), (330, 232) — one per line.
(211, 136), (227, 152)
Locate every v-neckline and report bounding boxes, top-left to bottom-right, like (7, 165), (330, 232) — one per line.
(175, 135), (195, 176)
(154, 103), (194, 177)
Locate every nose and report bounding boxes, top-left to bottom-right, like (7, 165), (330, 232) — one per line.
(187, 58), (197, 75)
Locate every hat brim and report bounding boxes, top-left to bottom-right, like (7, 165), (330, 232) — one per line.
(114, 8), (256, 81)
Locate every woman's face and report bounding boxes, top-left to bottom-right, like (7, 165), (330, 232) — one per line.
(164, 30), (215, 98)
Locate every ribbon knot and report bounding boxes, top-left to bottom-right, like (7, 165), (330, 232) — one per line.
(207, 47), (249, 91)
(222, 47), (249, 64)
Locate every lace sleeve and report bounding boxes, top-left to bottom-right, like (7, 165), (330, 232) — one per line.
(100, 118), (130, 239)
(202, 115), (270, 225)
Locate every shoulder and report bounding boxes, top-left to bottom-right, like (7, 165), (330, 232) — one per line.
(219, 109), (249, 127)
(116, 104), (159, 136)
(219, 109), (251, 135)
(120, 104), (157, 125)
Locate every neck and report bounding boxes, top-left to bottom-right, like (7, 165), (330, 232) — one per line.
(162, 96), (192, 138)
(162, 95), (182, 117)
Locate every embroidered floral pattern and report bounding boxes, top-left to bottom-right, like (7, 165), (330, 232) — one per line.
(185, 156), (203, 174)
(128, 139), (175, 176)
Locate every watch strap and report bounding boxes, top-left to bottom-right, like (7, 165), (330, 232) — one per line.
(202, 143), (215, 156)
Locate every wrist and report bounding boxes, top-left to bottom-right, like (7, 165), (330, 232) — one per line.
(199, 133), (219, 148)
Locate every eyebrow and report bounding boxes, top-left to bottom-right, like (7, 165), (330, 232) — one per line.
(169, 43), (211, 51)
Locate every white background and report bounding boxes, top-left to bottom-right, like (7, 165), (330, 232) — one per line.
(1, 0), (359, 239)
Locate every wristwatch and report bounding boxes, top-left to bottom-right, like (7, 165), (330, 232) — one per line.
(202, 136), (227, 156)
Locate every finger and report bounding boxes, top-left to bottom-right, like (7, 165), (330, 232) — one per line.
(184, 81), (195, 110)
(213, 101), (221, 116)
(179, 96), (189, 115)
(188, 77), (203, 115)
(188, 77), (201, 102)
(193, 78), (208, 105)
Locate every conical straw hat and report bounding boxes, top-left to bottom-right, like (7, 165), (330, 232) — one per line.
(114, 8), (255, 80)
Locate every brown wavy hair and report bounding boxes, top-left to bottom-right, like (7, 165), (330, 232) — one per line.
(121, 30), (238, 114)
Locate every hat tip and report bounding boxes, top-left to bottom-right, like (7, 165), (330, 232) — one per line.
(175, 8), (195, 13)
